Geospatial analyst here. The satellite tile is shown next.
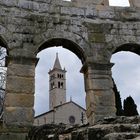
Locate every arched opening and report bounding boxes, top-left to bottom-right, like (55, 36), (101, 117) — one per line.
(36, 38), (86, 64)
(0, 37), (8, 118)
(34, 39), (87, 125)
(111, 44), (140, 116)
(109, 0), (130, 7)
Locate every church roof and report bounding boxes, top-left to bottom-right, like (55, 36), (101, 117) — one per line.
(35, 101), (86, 118)
(53, 53), (62, 70)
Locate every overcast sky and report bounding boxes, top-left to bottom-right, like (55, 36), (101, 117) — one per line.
(34, 0), (140, 116)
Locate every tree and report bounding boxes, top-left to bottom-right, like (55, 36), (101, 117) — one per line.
(123, 96), (139, 116)
(112, 78), (123, 116)
(0, 46), (7, 118)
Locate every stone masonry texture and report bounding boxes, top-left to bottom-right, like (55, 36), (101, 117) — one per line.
(0, 0), (140, 139)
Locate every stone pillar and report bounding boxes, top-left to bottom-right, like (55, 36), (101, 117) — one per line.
(71, 0), (109, 7)
(4, 56), (38, 127)
(129, 0), (140, 7)
(81, 62), (116, 125)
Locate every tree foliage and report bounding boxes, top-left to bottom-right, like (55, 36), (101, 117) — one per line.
(112, 78), (123, 116)
(123, 96), (139, 116)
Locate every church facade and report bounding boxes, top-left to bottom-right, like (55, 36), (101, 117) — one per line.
(34, 54), (87, 126)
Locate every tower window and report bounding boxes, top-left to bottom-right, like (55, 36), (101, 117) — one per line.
(57, 74), (64, 79)
(61, 82), (63, 88)
(50, 74), (55, 80)
(58, 82), (63, 88)
(69, 116), (75, 124)
(51, 82), (55, 89)
(58, 82), (61, 88)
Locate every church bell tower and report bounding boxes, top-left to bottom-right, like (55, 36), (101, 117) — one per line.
(48, 53), (66, 110)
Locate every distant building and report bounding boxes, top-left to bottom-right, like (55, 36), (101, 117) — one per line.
(34, 53), (87, 125)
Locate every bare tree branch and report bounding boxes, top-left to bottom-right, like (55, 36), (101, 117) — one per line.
(0, 46), (7, 119)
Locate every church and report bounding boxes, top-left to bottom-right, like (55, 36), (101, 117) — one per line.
(34, 53), (87, 126)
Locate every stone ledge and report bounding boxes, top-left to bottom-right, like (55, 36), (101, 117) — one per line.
(27, 116), (140, 140)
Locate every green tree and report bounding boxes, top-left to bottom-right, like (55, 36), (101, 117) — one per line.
(112, 78), (123, 116)
(123, 96), (139, 116)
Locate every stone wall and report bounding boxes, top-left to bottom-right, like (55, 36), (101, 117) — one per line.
(129, 0), (140, 7)
(0, 0), (139, 131)
(28, 116), (140, 140)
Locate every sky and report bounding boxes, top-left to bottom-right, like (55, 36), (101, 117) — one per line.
(111, 52), (140, 113)
(35, 47), (85, 115)
(109, 0), (130, 6)
(34, 0), (140, 116)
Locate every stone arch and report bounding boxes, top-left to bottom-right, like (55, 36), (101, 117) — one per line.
(113, 43), (140, 55)
(0, 35), (8, 63)
(108, 42), (140, 61)
(0, 36), (8, 48)
(36, 38), (86, 64)
(0, 25), (12, 50)
(34, 30), (89, 64)
(111, 43), (140, 115)
(35, 38), (87, 120)
(0, 35), (8, 122)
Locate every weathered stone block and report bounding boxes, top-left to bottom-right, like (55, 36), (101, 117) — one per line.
(5, 94), (34, 107)
(72, 0), (109, 7)
(86, 78), (112, 90)
(6, 76), (34, 94)
(89, 33), (105, 43)
(0, 133), (27, 140)
(7, 64), (35, 77)
(129, 0), (140, 7)
(88, 127), (106, 140)
(86, 90), (115, 108)
(71, 130), (87, 140)
(0, 0), (140, 127)
(4, 107), (34, 126)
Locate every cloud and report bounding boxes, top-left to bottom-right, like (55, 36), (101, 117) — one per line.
(34, 47), (85, 116)
(111, 52), (140, 113)
(35, 48), (140, 116)
(109, 0), (130, 6)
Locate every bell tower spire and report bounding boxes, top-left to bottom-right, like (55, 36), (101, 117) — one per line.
(53, 53), (62, 69)
(48, 53), (66, 110)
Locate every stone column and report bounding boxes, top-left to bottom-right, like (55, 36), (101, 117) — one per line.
(4, 56), (38, 127)
(81, 62), (116, 125)
(71, 0), (109, 7)
(129, 0), (140, 7)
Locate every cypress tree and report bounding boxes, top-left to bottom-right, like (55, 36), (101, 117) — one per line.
(112, 78), (123, 116)
(123, 96), (139, 116)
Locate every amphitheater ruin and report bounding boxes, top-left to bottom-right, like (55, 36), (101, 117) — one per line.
(0, 0), (140, 139)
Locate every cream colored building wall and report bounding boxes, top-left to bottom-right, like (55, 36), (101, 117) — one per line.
(34, 102), (87, 126)
(34, 111), (54, 126)
(53, 102), (87, 125)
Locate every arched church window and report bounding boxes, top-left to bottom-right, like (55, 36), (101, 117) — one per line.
(69, 116), (75, 124)
(58, 82), (61, 88)
(61, 75), (63, 78)
(51, 82), (55, 89)
(50, 74), (55, 80)
(60, 82), (63, 88)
